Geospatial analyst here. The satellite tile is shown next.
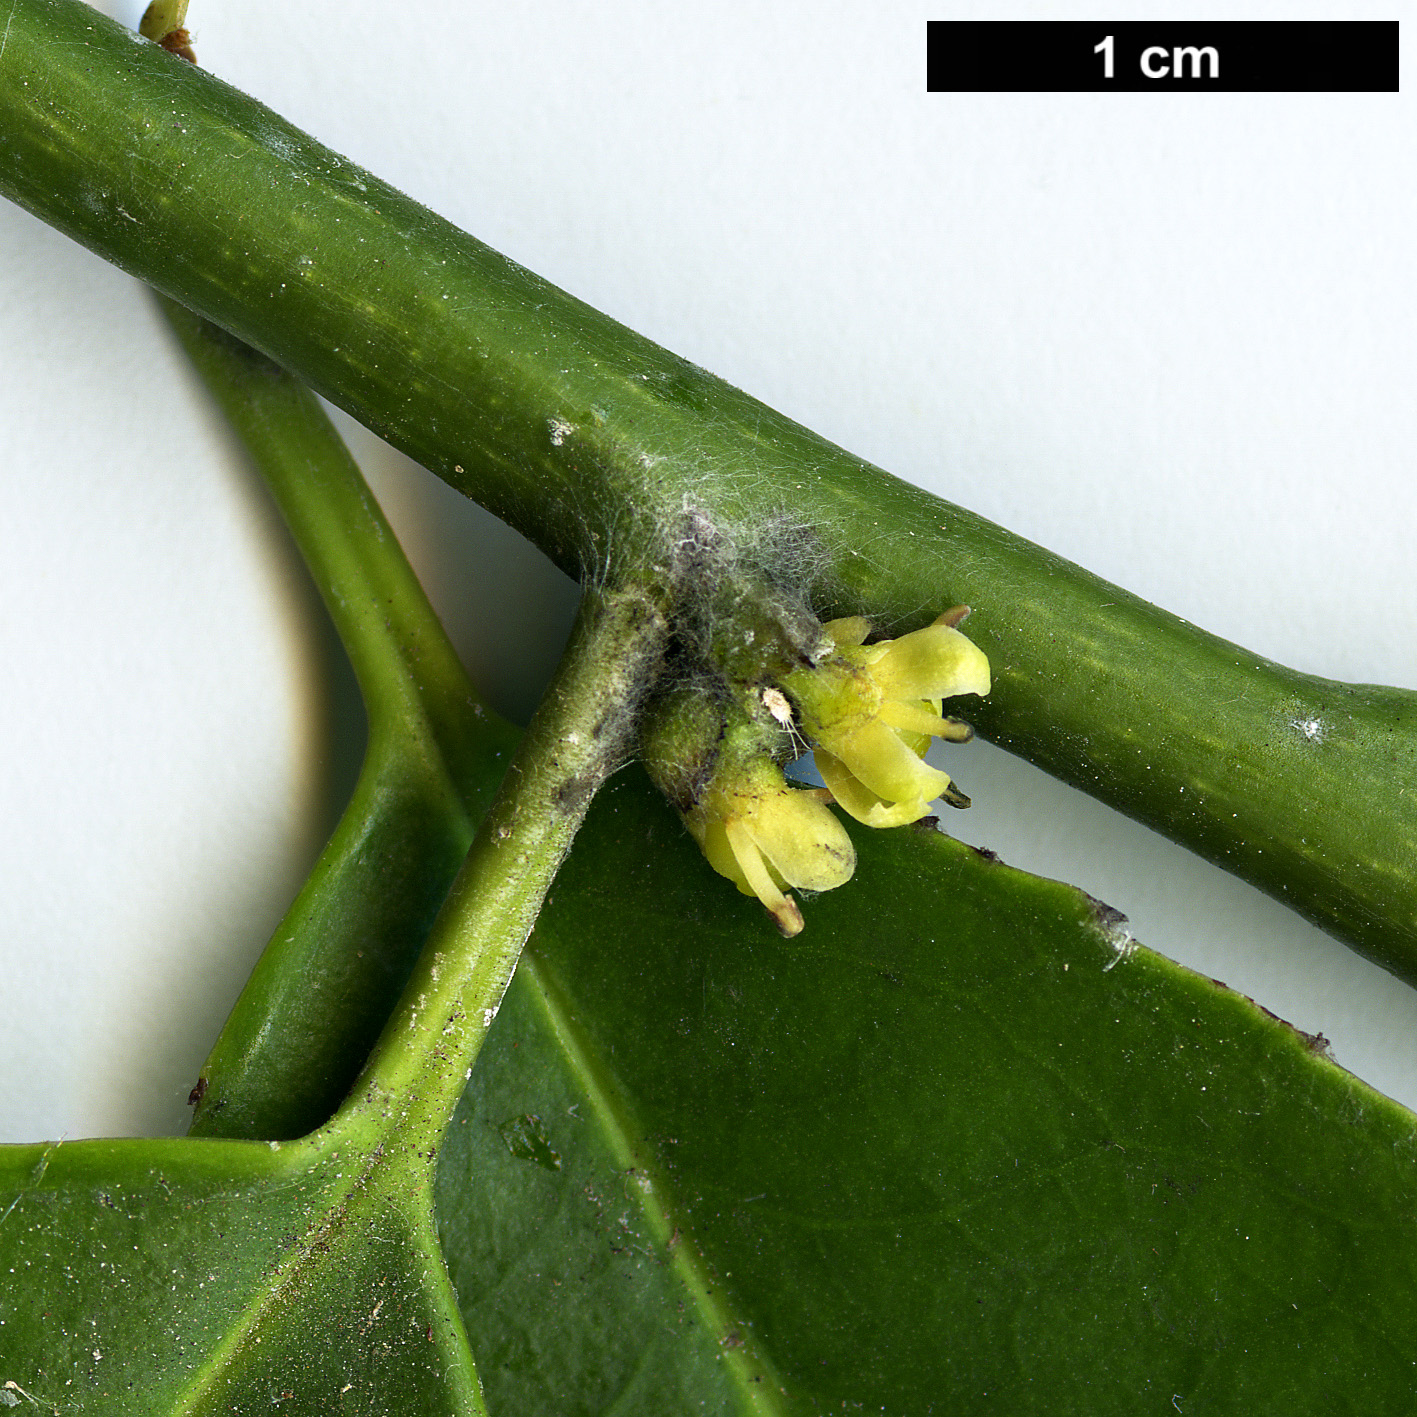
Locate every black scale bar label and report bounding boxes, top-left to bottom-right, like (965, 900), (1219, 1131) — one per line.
(927, 21), (1398, 93)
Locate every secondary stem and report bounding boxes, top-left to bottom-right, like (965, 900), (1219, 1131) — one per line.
(160, 297), (506, 791)
(338, 583), (668, 1149)
(162, 297), (521, 1140)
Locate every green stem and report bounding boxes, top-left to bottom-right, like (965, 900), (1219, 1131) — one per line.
(161, 298), (501, 791)
(2, 0), (1415, 977)
(162, 297), (520, 1139)
(337, 584), (667, 1150)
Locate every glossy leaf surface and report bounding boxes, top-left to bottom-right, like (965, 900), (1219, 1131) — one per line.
(0, 1134), (482, 1413)
(443, 770), (1417, 1414)
(438, 961), (742, 1415)
(8, 773), (1417, 1414)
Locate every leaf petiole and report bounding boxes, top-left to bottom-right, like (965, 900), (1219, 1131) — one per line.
(334, 582), (668, 1155)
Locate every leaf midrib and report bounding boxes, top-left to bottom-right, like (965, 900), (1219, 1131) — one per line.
(164, 1135), (422, 1415)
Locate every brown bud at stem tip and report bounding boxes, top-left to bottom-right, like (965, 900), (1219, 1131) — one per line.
(160, 29), (197, 63)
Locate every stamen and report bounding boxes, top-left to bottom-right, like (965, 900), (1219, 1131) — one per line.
(726, 819), (802, 936)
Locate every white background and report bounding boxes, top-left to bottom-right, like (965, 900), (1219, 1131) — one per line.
(0, 2), (1412, 1141)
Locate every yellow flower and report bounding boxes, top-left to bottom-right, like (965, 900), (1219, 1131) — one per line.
(686, 757), (855, 937)
(784, 608), (990, 828)
(640, 686), (856, 935)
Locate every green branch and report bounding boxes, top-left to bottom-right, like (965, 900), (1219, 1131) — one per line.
(1, 0), (1414, 977)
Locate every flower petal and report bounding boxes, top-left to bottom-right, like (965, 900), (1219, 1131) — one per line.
(869, 622), (991, 702)
(821, 616), (871, 650)
(880, 699), (957, 738)
(817, 750), (933, 828)
(836, 717), (951, 805)
(746, 788), (856, 892)
(697, 817), (757, 897)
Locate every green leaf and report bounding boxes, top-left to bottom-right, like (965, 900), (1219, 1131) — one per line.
(437, 967), (743, 1415)
(0, 1132), (485, 1413)
(9, 763), (1416, 1412)
(0, 470), (669, 1417)
(440, 770), (1417, 1413)
(0, 297), (697, 1413)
